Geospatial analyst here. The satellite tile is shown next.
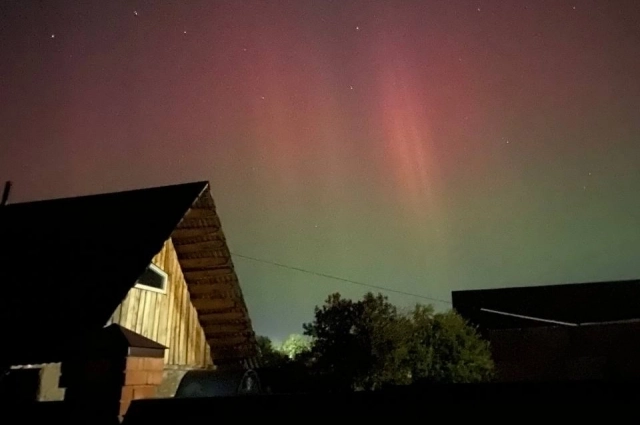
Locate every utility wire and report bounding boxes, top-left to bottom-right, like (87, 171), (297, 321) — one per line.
(230, 252), (452, 305)
(479, 308), (578, 327)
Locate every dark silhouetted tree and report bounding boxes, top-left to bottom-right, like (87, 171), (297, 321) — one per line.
(408, 305), (494, 383)
(302, 292), (493, 390)
(256, 335), (289, 368)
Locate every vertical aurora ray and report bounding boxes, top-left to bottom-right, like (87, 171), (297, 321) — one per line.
(370, 30), (452, 248)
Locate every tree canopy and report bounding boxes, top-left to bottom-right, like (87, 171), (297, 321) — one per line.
(256, 292), (494, 391)
(280, 334), (312, 359)
(256, 335), (289, 368)
(302, 292), (494, 390)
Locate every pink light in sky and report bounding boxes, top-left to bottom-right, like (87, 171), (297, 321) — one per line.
(374, 36), (441, 222)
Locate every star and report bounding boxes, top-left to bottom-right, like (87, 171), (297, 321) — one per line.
(260, 96), (265, 100)
(183, 30), (187, 34)
(349, 85), (354, 90)
(133, 10), (138, 16)
(50, 34), (55, 38)
(355, 26), (360, 31)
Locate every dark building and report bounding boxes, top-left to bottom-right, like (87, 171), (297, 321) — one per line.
(452, 280), (640, 382)
(0, 181), (258, 419)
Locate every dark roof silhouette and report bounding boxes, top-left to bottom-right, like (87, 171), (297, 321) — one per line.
(452, 279), (640, 330)
(76, 324), (168, 359)
(0, 181), (256, 366)
(106, 324), (168, 350)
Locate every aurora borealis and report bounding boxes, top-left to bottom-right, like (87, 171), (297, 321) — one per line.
(1, 1), (639, 340)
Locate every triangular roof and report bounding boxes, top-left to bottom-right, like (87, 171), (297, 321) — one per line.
(0, 181), (257, 367)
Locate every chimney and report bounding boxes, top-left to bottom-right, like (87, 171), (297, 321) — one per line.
(1, 181), (11, 206)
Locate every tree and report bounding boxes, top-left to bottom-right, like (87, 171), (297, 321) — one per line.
(408, 306), (494, 383)
(303, 293), (413, 390)
(302, 292), (493, 390)
(256, 335), (289, 368)
(280, 334), (312, 360)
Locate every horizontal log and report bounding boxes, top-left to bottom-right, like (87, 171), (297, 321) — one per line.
(171, 226), (220, 239)
(180, 257), (231, 269)
(181, 275), (238, 287)
(185, 207), (219, 220)
(202, 324), (250, 335)
(207, 336), (250, 348)
(188, 282), (236, 295)
(199, 311), (247, 323)
(205, 332), (253, 343)
(190, 274), (238, 285)
(200, 321), (249, 330)
(173, 239), (228, 254)
(191, 297), (235, 311)
(192, 290), (236, 300)
(184, 268), (234, 281)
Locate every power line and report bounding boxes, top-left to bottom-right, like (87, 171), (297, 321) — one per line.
(230, 252), (452, 305)
(479, 308), (578, 327)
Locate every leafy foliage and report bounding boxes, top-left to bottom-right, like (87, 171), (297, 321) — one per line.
(256, 335), (289, 368)
(280, 334), (312, 359)
(408, 306), (494, 383)
(302, 292), (494, 390)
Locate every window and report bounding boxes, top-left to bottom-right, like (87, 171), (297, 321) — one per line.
(135, 263), (168, 293)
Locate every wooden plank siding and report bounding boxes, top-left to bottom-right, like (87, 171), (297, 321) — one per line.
(109, 238), (213, 368)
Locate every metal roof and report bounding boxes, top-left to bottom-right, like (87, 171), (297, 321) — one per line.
(452, 279), (640, 330)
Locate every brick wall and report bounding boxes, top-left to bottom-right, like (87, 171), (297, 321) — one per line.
(119, 356), (165, 418)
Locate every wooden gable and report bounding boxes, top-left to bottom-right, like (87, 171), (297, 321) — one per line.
(109, 184), (257, 368)
(0, 181), (257, 368)
(108, 239), (214, 368)
(170, 187), (257, 367)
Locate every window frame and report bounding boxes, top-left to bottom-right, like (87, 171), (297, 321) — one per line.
(134, 263), (168, 294)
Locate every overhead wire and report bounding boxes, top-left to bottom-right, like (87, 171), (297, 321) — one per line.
(230, 252), (452, 305)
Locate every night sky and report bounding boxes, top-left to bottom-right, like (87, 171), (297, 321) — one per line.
(1, 1), (639, 341)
